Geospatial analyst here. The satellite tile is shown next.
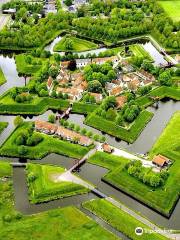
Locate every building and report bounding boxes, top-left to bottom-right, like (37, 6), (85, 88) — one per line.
(102, 143), (113, 153)
(47, 76), (53, 90)
(109, 86), (123, 96)
(92, 56), (118, 65)
(35, 120), (58, 135)
(152, 155), (170, 168)
(116, 95), (127, 109)
(127, 79), (141, 91)
(61, 61), (71, 69)
(56, 87), (82, 101)
(56, 126), (92, 146)
(89, 93), (103, 103)
(76, 59), (91, 68)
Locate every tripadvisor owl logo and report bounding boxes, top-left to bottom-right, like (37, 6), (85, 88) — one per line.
(135, 227), (143, 236)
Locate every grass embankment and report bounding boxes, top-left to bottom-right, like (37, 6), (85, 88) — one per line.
(72, 102), (98, 114)
(0, 92), (70, 115)
(85, 110), (153, 143)
(83, 199), (168, 240)
(0, 122), (91, 159)
(26, 163), (89, 203)
(88, 112), (180, 216)
(0, 68), (6, 86)
(15, 54), (45, 75)
(135, 86), (180, 107)
(0, 122), (8, 134)
(130, 44), (154, 62)
(54, 36), (98, 52)
(158, 0), (180, 22)
(0, 163), (118, 240)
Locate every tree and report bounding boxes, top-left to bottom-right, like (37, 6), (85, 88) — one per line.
(48, 114), (56, 123)
(64, 0), (72, 6)
(49, 66), (59, 79)
(88, 80), (102, 93)
(158, 71), (172, 86)
(106, 108), (117, 121)
(18, 146), (27, 156)
(14, 116), (23, 127)
(65, 38), (73, 50)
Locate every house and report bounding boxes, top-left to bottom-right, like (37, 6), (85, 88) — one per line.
(76, 59), (91, 68)
(109, 86), (123, 96)
(92, 56), (118, 65)
(47, 76), (53, 90)
(56, 87), (82, 101)
(127, 79), (141, 91)
(136, 70), (155, 84)
(121, 60), (134, 73)
(61, 61), (70, 69)
(35, 120), (58, 135)
(57, 69), (70, 83)
(116, 95), (127, 109)
(89, 93), (103, 103)
(77, 80), (88, 91)
(102, 143), (113, 153)
(152, 155), (170, 168)
(56, 126), (92, 146)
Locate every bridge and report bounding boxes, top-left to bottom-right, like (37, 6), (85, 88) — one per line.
(10, 162), (27, 167)
(56, 107), (72, 120)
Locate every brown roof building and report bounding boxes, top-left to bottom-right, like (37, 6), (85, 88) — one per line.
(109, 86), (123, 96)
(116, 96), (127, 109)
(102, 143), (113, 153)
(152, 155), (169, 167)
(35, 120), (58, 134)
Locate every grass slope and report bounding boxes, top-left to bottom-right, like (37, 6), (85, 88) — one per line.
(83, 199), (168, 240)
(72, 102), (98, 114)
(0, 92), (70, 115)
(26, 163), (89, 203)
(0, 122), (91, 159)
(85, 110), (153, 143)
(130, 44), (154, 62)
(54, 36), (98, 52)
(159, 0), (180, 22)
(0, 68), (6, 86)
(0, 164), (118, 240)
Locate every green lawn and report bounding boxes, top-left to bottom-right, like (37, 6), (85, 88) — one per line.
(15, 54), (44, 75)
(85, 110), (153, 143)
(26, 163), (89, 203)
(88, 151), (130, 171)
(72, 102), (98, 114)
(83, 199), (168, 240)
(0, 91), (70, 115)
(53, 36), (98, 52)
(89, 112), (180, 216)
(159, 0), (180, 22)
(0, 122), (8, 134)
(0, 68), (6, 86)
(0, 162), (118, 240)
(0, 122), (92, 159)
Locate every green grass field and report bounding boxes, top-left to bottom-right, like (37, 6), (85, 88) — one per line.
(0, 162), (118, 240)
(159, 0), (180, 22)
(0, 122), (92, 159)
(72, 102), (98, 114)
(0, 68), (6, 86)
(26, 164), (89, 203)
(83, 199), (168, 240)
(53, 36), (98, 52)
(0, 122), (8, 135)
